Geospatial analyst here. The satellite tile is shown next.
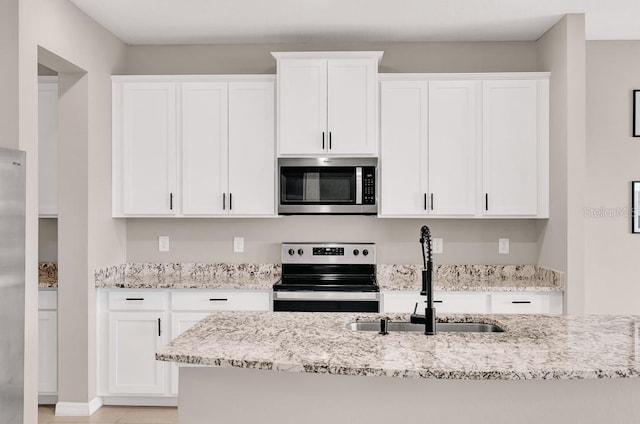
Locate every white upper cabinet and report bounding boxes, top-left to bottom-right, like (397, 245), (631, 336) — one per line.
(228, 81), (275, 216)
(273, 52), (382, 156)
(379, 73), (549, 219)
(482, 80), (546, 216)
(380, 81), (428, 216)
(380, 79), (478, 217)
(181, 82), (228, 216)
(38, 77), (58, 218)
(428, 80), (478, 216)
(112, 76), (276, 217)
(118, 82), (178, 216)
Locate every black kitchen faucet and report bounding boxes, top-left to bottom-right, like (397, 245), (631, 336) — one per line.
(410, 225), (436, 335)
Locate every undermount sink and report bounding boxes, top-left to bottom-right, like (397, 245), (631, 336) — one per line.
(347, 321), (504, 333)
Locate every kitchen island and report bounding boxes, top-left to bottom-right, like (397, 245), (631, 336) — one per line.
(157, 312), (640, 423)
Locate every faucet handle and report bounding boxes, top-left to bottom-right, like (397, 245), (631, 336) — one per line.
(412, 302), (419, 315)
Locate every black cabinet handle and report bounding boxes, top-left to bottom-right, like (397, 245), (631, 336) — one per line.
(423, 193), (427, 210)
(223, 193), (226, 210)
(329, 132), (332, 150)
(125, 297), (144, 301)
(209, 298), (228, 302)
(485, 193), (489, 211)
(229, 193), (232, 210)
(158, 318), (162, 336)
(425, 300), (443, 304)
(430, 193), (434, 211)
(322, 132), (325, 150)
(512, 301), (532, 304)
(170, 193), (173, 210)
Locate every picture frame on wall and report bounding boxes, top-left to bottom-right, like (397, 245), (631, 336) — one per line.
(633, 181), (640, 233)
(634, 91), (640, 137)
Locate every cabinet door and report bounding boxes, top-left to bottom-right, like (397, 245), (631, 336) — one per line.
(38, 78), (58, 217)
(228, 81), (275, 215)
(181, 82), (229, 215)
(277, 59), (327, 155)
(327, 59), (377, 155)
(38, 311), (57, 394)
(169, 312), (209, 395)
(122, 83), (177, 215)
(482, 80), (538, 216)
(380, 81), (428, 216)
(108, 312), (168, 394)
(428, 81), (478, 215)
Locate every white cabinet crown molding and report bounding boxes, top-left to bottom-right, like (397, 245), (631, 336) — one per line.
(379, 72), (550, 82)
(271, 51), (384, 64)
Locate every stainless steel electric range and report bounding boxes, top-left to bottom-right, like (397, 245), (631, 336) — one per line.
(273, 242), (379, 312)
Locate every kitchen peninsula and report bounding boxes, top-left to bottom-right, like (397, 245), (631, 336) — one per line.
(157, 312), (640, 424)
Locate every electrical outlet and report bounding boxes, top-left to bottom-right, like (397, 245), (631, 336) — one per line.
(499, 238), (510, 255)
(233, 237), (244, 253)
(432, 238), (444, 254)
(158, 236), (170, 252)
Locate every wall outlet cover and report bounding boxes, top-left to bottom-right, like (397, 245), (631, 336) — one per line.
(499, 238), (510, 255)
(158, 236), (170, 252)
(432, 238), (444, 254)
(233, 237), (244, 253)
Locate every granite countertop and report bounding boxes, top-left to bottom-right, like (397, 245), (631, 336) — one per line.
(93, 263), (564, 292)
(39, 262), (58, 288)
(157, 312), (639, 380)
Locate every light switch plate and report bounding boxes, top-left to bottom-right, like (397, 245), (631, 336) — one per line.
(499, 238), (510, 254)
(233, 237), (244, 253)
(158, 236), (170, 252)
(432, 238), (444, 254)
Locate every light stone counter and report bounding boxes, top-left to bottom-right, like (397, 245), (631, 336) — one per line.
(157, 312), (638, 380)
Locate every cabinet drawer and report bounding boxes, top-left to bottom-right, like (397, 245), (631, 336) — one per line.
(38, 290), (58, 310)
(171, 291), (270, 311)
(381, 292), (489, 314)
(490, 293), (550, 314)
(108, 291), (168, 311)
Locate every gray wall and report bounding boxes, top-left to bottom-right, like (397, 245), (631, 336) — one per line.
(585, 41), (640, 315)
(535, 15), (586, 314)
(124, 41), (544, 266)
(38, 219), (57, 262)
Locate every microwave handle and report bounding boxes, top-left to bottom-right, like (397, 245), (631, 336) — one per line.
(356, 167), (363, 205)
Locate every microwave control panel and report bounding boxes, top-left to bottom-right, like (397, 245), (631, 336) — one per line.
(363, 167), (376, 205)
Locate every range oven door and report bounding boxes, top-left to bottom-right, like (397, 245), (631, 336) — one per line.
(278, 158), (377, 215)
(273, 291), (380, 312)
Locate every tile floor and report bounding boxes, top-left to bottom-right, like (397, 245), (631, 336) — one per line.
(38, 405), (178, 424)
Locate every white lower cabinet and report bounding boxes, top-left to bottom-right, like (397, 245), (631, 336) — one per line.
(107, 311), (169, 395)
(38, 290), (58, 403)
(381, 291), (562, 315)
(98, 289), (271, 404)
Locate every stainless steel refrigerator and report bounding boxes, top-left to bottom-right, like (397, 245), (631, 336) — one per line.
(0, 147), (26, 424)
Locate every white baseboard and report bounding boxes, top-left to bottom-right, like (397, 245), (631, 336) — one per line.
(102, 396), (178, 407)
(55, 397), (103, 416)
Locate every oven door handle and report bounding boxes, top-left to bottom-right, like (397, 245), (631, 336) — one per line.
(273, 292), (379, 301)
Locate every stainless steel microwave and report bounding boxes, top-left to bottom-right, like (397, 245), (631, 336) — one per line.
(278, 157), (377, 215)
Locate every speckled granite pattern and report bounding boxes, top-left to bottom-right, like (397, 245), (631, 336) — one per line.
(377, 265), (564, 292)
(38, 262), (58, 288)
(95, 263), (280, 289)
(157, 312), (640, 380)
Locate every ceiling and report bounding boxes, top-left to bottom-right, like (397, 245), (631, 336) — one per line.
(69, 0), (640, 45)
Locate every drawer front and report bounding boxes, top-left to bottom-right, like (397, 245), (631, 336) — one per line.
(39, 290), (58, 310)
(108, 291), (168, 311)
(490, 293), (550, 314)
(171, 291), (270, 311)
(381, 292), (489, 314)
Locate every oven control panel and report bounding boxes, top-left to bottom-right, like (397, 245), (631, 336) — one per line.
(282, 243), (376, 264)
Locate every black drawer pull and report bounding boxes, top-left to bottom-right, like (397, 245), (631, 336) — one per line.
(424, 300), (443, 304)
(511, 301), (532, 304)
(209, 298), (228, 302)
(125, 297), (144, 301)
(158, 318), (162, 336)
